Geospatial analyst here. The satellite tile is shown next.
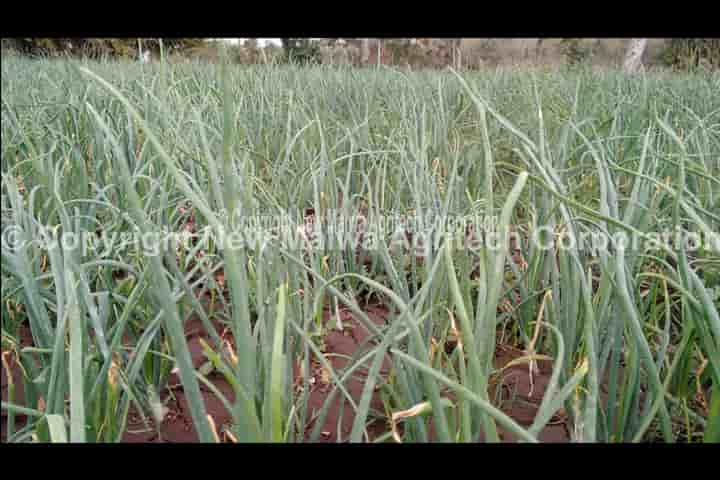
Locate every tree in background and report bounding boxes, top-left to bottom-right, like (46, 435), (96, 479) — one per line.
(452, 38), (462, 69)
(360, 39), (371, 65)
(662, 38), (720, 70)
(280, 38), (321, 64)
(623, 39), (648, 73)
(3, 38), (205, 59)
(7, 38), (718, 72)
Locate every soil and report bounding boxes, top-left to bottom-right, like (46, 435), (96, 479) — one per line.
(1, 325), (34, 442)
(490, 346), (569, 442)
(2, 300), (571, 444)
(301, 302), (391, 442)
(121, 315), (236, 443)
(297, 305), (570, 443)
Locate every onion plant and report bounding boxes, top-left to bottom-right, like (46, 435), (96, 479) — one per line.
(1, 55), (717, 443)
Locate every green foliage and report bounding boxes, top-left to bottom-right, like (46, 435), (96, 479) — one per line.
(1, 57), (718, 443)
(384, 39), (432, 68)
(3, 38), (206, 59)
(560, 39), (595, 66)
(662, 39), (720, 70)
(280, 38), (321, 64)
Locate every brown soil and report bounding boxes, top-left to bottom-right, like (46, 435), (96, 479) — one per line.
(121, 315), (235, 443)
(1, 357), (28, 442)
(2, 300), (571, 444)
(490, 346), (569, 442)
(120, 375), (236, 443)
(119, 297), (393, 444)
(1, 325), (35, 442)
(301, 302), (391, 443)
(298, 306), (570, 443)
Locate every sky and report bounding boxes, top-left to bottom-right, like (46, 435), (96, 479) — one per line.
(213, 38), (282, 47)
